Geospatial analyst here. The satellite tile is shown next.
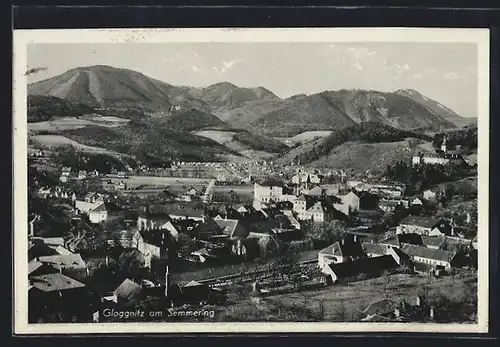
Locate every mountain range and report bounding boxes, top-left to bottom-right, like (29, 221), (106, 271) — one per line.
(27, 65), (477, 168)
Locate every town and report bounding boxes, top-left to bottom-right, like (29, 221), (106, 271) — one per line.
(27, 134), (478, 324)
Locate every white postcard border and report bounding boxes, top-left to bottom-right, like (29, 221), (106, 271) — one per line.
(13, 27), (490, 334)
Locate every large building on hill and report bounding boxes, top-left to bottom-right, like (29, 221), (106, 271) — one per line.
(412, 136), (465, 166)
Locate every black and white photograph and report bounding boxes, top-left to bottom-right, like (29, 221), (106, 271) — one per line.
(13, 28), (490, 334)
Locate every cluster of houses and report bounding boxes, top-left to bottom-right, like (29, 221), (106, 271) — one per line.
(317, 215), (477, 283)
(411, 137), (466, 166)
(59, 167), (100, 183)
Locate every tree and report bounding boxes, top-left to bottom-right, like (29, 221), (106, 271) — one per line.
(306, 220), (346, 246)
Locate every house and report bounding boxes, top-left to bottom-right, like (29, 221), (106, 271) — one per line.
(421, 235), (446, 250)
(132, 229), (172, 268)
(37, 253), (87, 271)
(306, 201), (337, 223)
(308, 184), (341, 197)
(318, 236), (365, 269)
(379, 233), (424, 249)
(89, 203), (108, 224)
(293, 195), (317, 219)
(378, 199), (403, 213)
(412, 138), (466, 166)
(59, 174), (68, 183)
(115, 181), (127, 190)
(396, 215), (441, 236)
(339, 191), (360, 212)
(113, 278), (143, 306)
(29, 273), (86, 294)
(286, 214), (301, 230)
(362, 242), (390, 258)
(77, 170), (87, 180)
(253, 179), (295, 210)
(28, 258), (59, 277)
(194, 218), (222, 240)
(186, 187), (198, 196)
(31, 237), (65, 247)
(411, 198), (423, 206)
(400, 244), (457, 271)
(236, 205), (253, 216)
(162, 203), (205, 222)
(292, 173), (320, 185)
(75, 195), (104, 214)
(84, 192), (104, 203)
(37, 187), (52, 199)
(136, 212), (179, 241)
(322, 255), (399, 284)
(216, 219), (248, 239)
(423, 189), (438, 201)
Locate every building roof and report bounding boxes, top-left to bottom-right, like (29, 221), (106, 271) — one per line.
(32, 237), (65, 246)
(139, 229), (172, 248)
(30, 273), (85, 292)
(400, 244), (456, 263)
(114, 278), (142, 301)
(28, 259), (44, 275)
(379, 234), (424, 248)
(364, 299), (399, 316)
(259, 179), (284, 187)
(307, 201), (335, 213)
(421, 235), (446, 248)
(399, 215), (440, 229)
(215, 219), (246, 238)
(163, 203), (205, 219)
(327, 255), (398, 279)
(38, 253), (86, 269)
(319, 237), (365, 259)
(90, 203), (107, 213)
(362, 242), (389, 255)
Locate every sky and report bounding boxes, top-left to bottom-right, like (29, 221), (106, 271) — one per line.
(27, 42), (478, 118)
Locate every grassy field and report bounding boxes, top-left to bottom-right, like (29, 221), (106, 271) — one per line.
(218, 270), (477, 322)
(104, 175), (211, 187)
(28, 115), (129, 132)
(30, 134), (126, 157)
(279, 131), (334, 146)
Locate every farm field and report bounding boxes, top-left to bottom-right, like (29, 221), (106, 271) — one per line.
(28, 115), (129, 132)
(30, 134), (125, 156)
(104, 175), (211, 188)
(276, 131), (334, 147)
(220, 271), (477, 322)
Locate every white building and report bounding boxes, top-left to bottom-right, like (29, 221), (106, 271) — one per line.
(89, 203), (108, 224)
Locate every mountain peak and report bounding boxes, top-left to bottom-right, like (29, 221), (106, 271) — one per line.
(207, 81), (238, 89)
(395, 88), (422, 97)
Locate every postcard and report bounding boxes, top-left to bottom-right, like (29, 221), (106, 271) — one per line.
(13, 27), (490, 334)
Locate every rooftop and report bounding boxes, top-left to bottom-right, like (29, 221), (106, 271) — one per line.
(328, 255), (398, 279)
(38, 253), (86, 269)
(399, 215), (440, 229)
(400, 244), (456, 262)
(30, 273), (85, 292)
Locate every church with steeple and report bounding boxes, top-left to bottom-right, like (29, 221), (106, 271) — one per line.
(412, 135), (466, 166)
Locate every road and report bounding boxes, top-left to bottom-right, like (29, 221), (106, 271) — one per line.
(202, 179), (216, 202)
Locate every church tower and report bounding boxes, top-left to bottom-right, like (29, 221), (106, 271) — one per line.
(441, 136), (447, 153)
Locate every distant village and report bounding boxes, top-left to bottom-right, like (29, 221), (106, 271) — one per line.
(27, 135), (478, 323)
